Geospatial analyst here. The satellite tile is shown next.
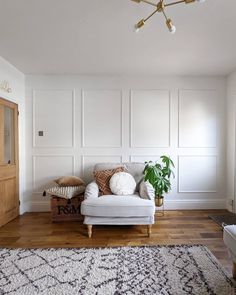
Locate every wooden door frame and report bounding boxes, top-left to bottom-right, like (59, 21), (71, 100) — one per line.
(0, 96), (19, 225)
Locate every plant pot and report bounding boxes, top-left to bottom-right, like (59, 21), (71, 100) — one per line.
(155, 197), (164, 207)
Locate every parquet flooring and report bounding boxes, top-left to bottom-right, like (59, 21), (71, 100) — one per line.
(0, 210), (233, 275)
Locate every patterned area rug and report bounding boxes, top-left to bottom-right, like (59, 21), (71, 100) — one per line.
(0, 245), (234, 295)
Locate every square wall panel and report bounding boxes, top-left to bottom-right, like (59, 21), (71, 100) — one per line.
(130, 90), (170, 148)
(82, 90), (122, 147)
(82, 155), (122, 183)
(130, 155), (161, 163)
(179, 90), (217, 148)
(33, 156), (74, 192)
(178, 156), (217, 193)
(33, 90), (74, 147)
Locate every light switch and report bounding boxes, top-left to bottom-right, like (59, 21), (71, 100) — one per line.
(38, 131), (44, 136)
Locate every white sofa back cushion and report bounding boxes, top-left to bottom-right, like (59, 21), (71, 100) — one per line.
(94, 162), (145, 191)
(110, 172), (136, 195)
(139, 180), (155, 201)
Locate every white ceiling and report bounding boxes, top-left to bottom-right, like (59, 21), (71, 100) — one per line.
(0, 0), (235, 75)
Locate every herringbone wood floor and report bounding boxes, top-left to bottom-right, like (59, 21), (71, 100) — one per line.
(0, 210), (232, 275)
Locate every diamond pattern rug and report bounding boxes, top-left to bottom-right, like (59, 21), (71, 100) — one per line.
(0, 245), (234, 295)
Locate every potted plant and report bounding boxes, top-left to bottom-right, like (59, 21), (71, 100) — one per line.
(143, 156), (175, 207)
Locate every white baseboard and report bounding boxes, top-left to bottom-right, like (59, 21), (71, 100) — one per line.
(164, 199), (226, 210)
(226, 198), (234, 213)
(21, 199), (227, 213)
(19, 202), (28, 215)
(22, 201), (51, 213)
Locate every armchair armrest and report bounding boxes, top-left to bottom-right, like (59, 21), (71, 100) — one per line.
(84, 181), (99, 200)
(139, 180), (155, 201)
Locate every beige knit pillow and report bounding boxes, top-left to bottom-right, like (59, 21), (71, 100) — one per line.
(46, 185), (85, 199)
(55, 176), (84, 187)
(94, 167), (124, 195)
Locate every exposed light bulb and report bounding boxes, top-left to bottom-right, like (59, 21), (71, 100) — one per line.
(166, 18), (176, 34)
(134, 19), (145, 33)
(134, 25), (140, 33)
(170, 25), (176, 34)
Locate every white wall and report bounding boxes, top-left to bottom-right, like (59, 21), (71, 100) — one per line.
(25, 75), (227, 211)
(0, 56), (25, 213)
(226, 71), (236, 212)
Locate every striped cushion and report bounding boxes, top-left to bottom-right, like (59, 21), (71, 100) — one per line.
(94, 167), (124, 195)
(46, 185), (85, 199)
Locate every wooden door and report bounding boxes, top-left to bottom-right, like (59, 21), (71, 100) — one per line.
(0, 97), (19, 227)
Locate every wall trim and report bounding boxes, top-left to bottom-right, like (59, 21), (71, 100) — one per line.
(20, 201), (28, 215)
(32, 155), (76, 193)
(164, 198), (226, 210)
(129, 155), (161, 162)
(178, 155), (218, 193)
(81, 89), (123, 148)
(81, 155), (122, 178)
(32, 89), (76, 148)
(178, 89), (218, 149)
(129, 89), (171, 148)
(22, 201), (51, 213)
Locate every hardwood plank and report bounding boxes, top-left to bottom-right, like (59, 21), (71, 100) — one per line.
(0, 210), (232, 276)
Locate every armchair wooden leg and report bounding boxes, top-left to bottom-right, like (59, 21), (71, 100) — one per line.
(233, 262), (236, 280)
(147, 225), (152, 237)
(87, 225), (93, 238)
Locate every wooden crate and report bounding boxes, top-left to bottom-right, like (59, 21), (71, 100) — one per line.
(51, 195), (84, 222)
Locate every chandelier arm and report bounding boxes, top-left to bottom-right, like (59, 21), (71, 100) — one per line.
(162, 9), (168, 21)
(140, 0), (157, 7)
(164, 0), (186, 7)
(143, 9), (159, 22)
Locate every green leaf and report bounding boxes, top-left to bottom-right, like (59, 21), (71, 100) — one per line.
(143, 156), (175, 197)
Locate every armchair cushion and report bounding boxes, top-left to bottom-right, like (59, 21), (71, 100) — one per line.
(123, 163), (145, 189)
(94, 166), (124, 195)
(81, 195), (155, 218)
(94, 163), (145, 191)
(55, 176), (84, 187)
(139, 180), (155, 201)
(46, 185), (85, 199)
(110, 172), (136, 195)
(84, 181), (99, 200)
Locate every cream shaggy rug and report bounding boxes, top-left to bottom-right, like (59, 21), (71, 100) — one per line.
(0, 245), (234, 295)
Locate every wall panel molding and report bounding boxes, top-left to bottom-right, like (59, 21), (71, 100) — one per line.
(25, 76), (226, 212)
(32, 155), (75, 193)
(32, 89), (75, 148)
(81, 89), (123, 148)
(81, 155), (122, 182)
(130, 89), (171, 148)
(178, 89), (218, 148)
(178, 155), (218, 193)
(129, 155), (161, 163)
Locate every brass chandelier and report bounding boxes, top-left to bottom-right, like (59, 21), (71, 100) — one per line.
(132, 0), (206, 34)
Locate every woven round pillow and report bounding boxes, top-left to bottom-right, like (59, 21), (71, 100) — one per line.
(109, 172), (136, 195)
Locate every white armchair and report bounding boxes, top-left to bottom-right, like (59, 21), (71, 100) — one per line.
(223, 225), (236, 279)
(81, 163), (156, 238)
